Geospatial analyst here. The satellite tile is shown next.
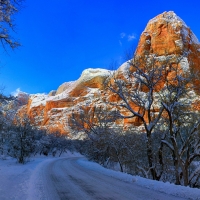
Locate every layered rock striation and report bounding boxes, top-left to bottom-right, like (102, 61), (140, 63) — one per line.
(18, 68), (112, 135)
(17, 11), (200, 135)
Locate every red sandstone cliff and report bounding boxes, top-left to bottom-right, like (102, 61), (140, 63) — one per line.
(17, 11), (200, 136)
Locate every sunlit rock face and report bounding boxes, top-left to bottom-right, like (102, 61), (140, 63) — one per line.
(17, 11), (200, 136)
(18, 68), (112, 135)
(136, 11), (200, 56)
(135, 11), (200, 87)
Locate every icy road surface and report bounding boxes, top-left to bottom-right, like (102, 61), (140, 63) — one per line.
(33, 157), (185, 200)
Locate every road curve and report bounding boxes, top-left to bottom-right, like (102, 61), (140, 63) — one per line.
(40, 157), (185, 200)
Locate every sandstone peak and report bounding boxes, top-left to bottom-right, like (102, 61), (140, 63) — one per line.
(135, 11), (200, 57)
(135, 11), (200, 89)
(17, 12), (200, 135)
(147, 11), (187, 30)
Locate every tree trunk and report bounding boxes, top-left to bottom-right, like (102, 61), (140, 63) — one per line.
(146, 131), (158, 180)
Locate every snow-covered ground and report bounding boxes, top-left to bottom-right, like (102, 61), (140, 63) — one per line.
(78, 158), (200, 200)
(0, 153), (81, 200)
(0, 153), (199, 199)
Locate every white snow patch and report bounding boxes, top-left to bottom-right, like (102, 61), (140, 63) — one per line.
(175, 39), (184, 49)
(154, 54), (176, 62)
(146, 39), (151, 44)
(147, 11), (188, 29)
(117, 61), (131, 79)
(55, 81), (76, 96)
(78, 68), (112, 83)
(180, 57), (189, 72)
(47, 69), (112, 102)
(30, 93), (48, 108)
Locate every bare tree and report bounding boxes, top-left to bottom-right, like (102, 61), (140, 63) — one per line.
(0, 0), (24, 49)
(107, 53), (200, 186)
(158, 62), (200, 186)
(8, 115), (35, 164)
(70, 105), (128, 169)
(106, 55), (166, 180)
(69, 51), (200, 187)
(0, 95), (18, 156)
(70, 104), (151, 174)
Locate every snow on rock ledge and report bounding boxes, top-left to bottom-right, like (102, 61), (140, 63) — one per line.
(79, 68), (111, 82)
(29, 94), (48, 109)
(18, 68), (113, 135)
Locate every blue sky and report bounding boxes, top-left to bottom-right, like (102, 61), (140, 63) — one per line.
(1, 0), (200, 95)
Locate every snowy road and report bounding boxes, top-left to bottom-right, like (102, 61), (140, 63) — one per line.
(37, 157), (185, 200)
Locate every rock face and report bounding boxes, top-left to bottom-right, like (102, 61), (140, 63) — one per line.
(18, 68), (112, 135)
(16, 91), (29, 106)
(136, 11), (200, 56)
(135, 11), (200, 87)
(48, 90), (56, 96)
(17, 11), (200, 136)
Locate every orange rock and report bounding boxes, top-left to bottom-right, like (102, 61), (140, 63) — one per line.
(135, 11), (200, 88)
(16, 11), (200, 136)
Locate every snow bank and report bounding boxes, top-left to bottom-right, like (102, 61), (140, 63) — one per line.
(77, 158), (200, 200)
(0, 156), (35, 199)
